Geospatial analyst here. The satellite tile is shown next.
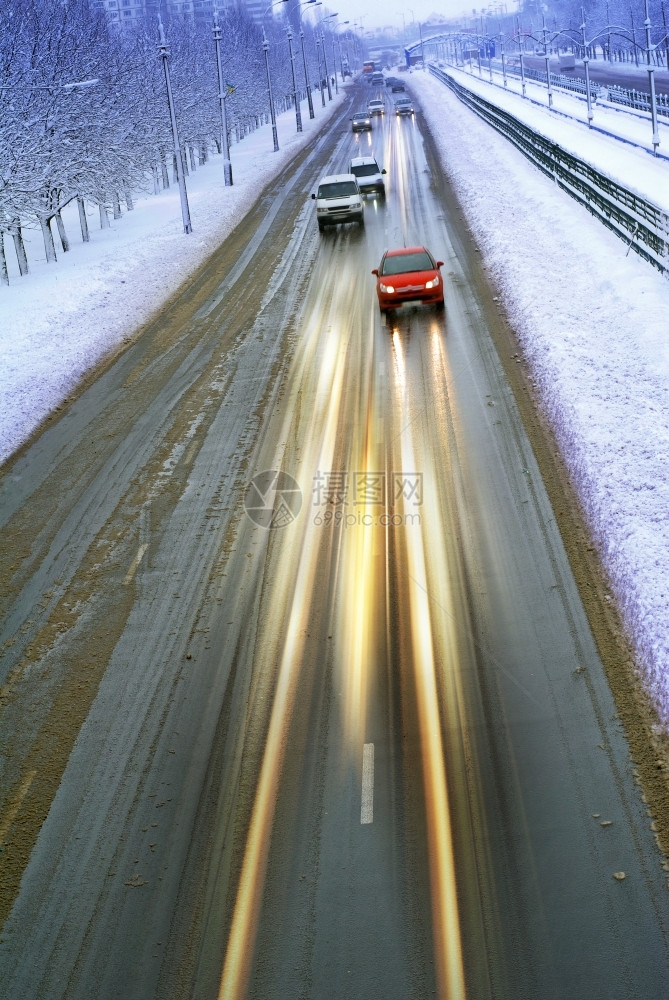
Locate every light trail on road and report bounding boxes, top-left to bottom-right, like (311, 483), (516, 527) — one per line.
(2, 82), (669, 1000)
(217, 293), (352, 1000)
(390, 328), (467, 1000)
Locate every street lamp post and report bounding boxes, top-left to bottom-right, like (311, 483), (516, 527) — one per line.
(286, 26), (303, 131)
(333, 20), (350, 87)
(643, 0), (660, 153)
(499, 25), (508, 86)
(322, 29), (332, 99)
(541, 14), (554, 108)
(300, 28), (315, 118)
(157, 17), (192, 234)
(213, 13), (233, 185)
(262, 29), (280, 151)
(486, 18), (494, 82)
(314, 12), (337, 100)
(580, 6), (594, 127)
(516, 15), (527, 96)
(332, 34), (339, 94)
(316, 35), (326, 105)
(573, 7), (661, 151)
(292, 0), (323, 118)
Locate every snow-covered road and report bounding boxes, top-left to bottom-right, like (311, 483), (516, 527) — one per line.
(2, 66), (669, 735)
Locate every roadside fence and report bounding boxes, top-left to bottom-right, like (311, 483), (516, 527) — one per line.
(428, 63), (669, 273)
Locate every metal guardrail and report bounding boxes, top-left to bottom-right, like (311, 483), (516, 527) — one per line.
(428, 64), (669, 272)
(605, 84), (669, 118)
(498, 62), (595, 99)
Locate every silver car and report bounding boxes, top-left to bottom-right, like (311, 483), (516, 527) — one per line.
(349, 156), (386, 198)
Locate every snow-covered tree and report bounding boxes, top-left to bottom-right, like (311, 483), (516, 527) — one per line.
(0, 0), (307, 280)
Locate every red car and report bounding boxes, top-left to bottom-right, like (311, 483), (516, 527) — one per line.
(372, 246), (444, 312)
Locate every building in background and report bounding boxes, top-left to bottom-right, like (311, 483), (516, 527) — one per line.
(90, 0), (238, 29)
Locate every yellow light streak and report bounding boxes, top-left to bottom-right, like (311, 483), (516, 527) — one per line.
(218, 263), (466, 1000)
(337, 326), (379, 749)
(401, 457), (467, 1000)
(216, 565), (312, 1000)
(218, 305), (350, 1000)
(392, 331), (467, 999)
(219, 278), (386, 1000)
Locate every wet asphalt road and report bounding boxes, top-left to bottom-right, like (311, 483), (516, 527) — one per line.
(1, 83), (669, 999)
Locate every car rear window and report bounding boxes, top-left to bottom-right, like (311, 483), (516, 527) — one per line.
(381, 252), (433, 275)
(351, 164), (379, 177)
(318, 181), (358, 198)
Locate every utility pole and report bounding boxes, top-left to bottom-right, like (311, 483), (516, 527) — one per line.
(300, 29), (315, 119)
(213, 13), (233, 185)
(287, 27), (303, 131)
(263, 29), (280, 151)
(321, 30), (332, 100)
(643, 0), (660, 153)
(316, 36), (326, 106)
(157, 17), (192, 233)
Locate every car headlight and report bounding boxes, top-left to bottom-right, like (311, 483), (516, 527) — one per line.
(379, 282), (395, 293)
(425, 275), (440, 288)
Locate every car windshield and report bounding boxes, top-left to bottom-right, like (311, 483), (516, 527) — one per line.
(353, 114), (369, 120)
(351, 164), (379, 177)
(318, 181), (358, 198)
(381, 251), (433, 275)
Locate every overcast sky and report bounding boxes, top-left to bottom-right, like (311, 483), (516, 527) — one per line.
(302, 0), (467, 34)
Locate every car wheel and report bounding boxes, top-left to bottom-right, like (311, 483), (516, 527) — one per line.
(318, 222), (325, 232)
(435, 297), (445, 310)
(358, 214), (365, 227)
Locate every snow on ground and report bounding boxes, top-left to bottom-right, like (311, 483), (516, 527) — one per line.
(461, 56), (669, 154)
(406, 67), (669, 726)
(437, 62), (669, 206)
(0, 87), (346, 465)
(2, 65), (669, 729)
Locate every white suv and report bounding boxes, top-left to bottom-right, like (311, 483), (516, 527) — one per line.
(349, 156), (386, 198)
(312, 174), (364, 231)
